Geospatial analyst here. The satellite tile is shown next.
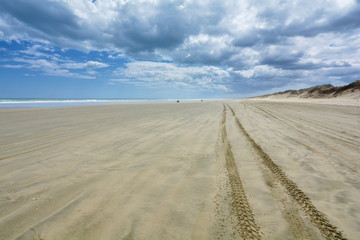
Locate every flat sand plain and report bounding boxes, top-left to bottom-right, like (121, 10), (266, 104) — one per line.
(0, 100), (359, 240)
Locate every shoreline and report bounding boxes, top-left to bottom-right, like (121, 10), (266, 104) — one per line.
(1, 96), (358, 110)
(0, 98), (220, 109)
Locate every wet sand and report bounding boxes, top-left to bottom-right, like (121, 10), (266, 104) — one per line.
(0, 100), (359, 239)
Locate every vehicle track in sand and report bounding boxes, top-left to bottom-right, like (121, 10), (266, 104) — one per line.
(253, 105), (359, 149)
(222, 104), (313, 239)
(244, 104), (360, 189)
(220, 105), (262, 239)
(225, 104), (347, 240)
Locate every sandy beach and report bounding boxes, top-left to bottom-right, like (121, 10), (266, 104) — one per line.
(0, 100), (359, 240)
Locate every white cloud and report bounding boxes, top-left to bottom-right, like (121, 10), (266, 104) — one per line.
(0, 64), (24, 68)
(1, 0), (360, 94)
(86, 61), (108, 68)
(8, 54), (105, 79)
(62, 61), (108, 69)
(19, 44), (59, 60)
(113, 61), (230, 91)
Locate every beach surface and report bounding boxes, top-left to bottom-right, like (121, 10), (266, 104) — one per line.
(0, 100), (359, 239)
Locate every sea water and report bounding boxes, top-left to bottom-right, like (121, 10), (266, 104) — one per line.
(0, 98), (204, 108)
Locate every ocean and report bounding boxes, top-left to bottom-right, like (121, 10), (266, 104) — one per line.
(0, 98), (205, 108)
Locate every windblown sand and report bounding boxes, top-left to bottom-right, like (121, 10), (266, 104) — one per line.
(0, 100), (359, 240)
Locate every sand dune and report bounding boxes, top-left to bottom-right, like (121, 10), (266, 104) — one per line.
(258, 80), (360, 100)
(0, 100), (359, 239)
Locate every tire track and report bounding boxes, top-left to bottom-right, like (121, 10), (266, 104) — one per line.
(225, 104), (315, 239)
(220, 105), (262, 240)
(260, 165), (317, 239)
(247, 104), (360, 189)
(226, 104), (347, 240)
(249, 106), (331, 154)
(254, 105), (359, 148)
(253, 104), (359, 157)
(0, 142), (60, 161)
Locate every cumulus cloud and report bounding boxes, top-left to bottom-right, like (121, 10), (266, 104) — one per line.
(11, 57), (96, 79)
(0, 0), (89, 47)
(2, 0), (357, 54)
(1, 44), (109, 79)
(259, 45), (352, 70)
(113, 61), (230, 91)
(0, 64), (24, 69)
(1, 0), (360, 94)
(62, 61), (108, 69)
(86, 61), (108, 69)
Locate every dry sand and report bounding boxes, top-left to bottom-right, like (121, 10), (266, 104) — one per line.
(0, 100), (359, 240)
(252, 95), (360, 106)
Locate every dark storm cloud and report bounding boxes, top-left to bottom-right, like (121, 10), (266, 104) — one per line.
(288, 4), (360, 37)
(0, 0), (226, 54)
(260, 48), (304, 67)
(259, 46), (352, 70)
(111, 2), (192, 53)
(0, 0), (87, 39)
(109, 0), (225, 54)
(233, 3), (360, 49)
(1, 0), (358, 58)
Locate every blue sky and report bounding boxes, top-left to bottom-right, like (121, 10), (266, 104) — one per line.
(1, 0), (360, 99)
